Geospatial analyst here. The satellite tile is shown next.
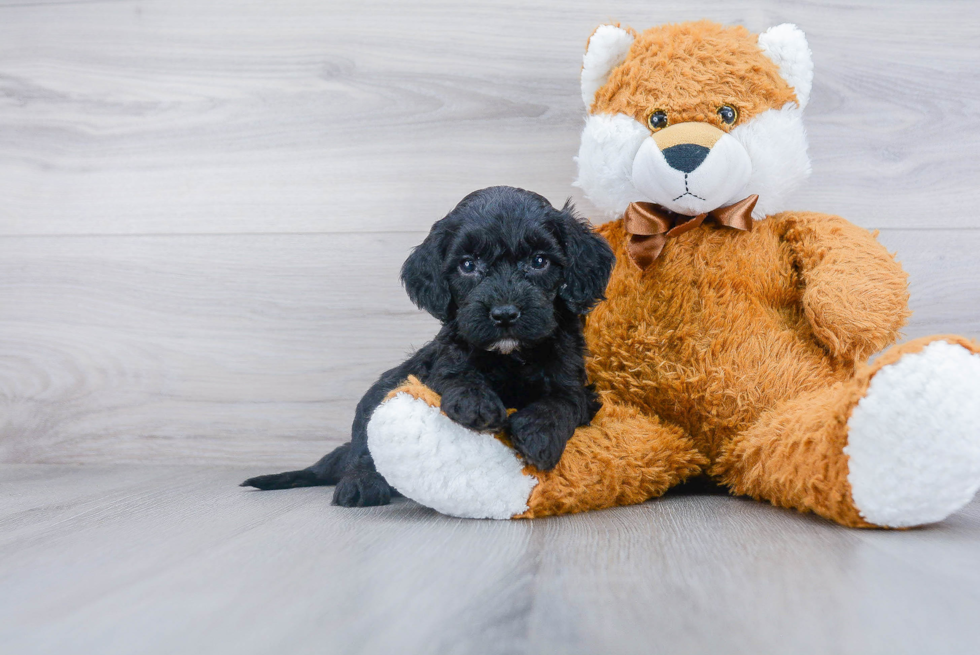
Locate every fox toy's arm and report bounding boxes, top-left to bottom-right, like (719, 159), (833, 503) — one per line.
(777, 211), (911, 363)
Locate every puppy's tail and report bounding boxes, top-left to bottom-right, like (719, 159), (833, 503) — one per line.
(240, 442), (351, 490)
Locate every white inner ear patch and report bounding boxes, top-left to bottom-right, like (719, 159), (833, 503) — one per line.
(757, 23), (814, 109)
(845, 341), (980, 527)
(581, 25), (636, 108)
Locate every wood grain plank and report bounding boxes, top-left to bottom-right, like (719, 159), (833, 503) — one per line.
(0, 228), (977, 465)
(0, 231), (438, 464)
(527, 493), (980, 654)
(1, 465), (979, 654)
(878, 229), (980, 337)
(0, 466), (536, 655)
(0, 0), (978, 235)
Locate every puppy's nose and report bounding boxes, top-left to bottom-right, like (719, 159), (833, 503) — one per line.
(661, 143), (710, 173)
(490, 304), (521, 326)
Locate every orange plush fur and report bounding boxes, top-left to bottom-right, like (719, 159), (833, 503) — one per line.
(591, 21), (797, 129)
(584, 213), (916, 527)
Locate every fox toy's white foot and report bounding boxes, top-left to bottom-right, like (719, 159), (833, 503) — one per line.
(367, 392), (538, 519)
(845, 340), (980, 527)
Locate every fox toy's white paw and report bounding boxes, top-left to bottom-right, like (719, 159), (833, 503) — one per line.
(367, 392), (538, 519)
(845, 341), (980, 527)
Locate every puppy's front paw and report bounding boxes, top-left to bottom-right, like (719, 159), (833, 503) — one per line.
(332, 470), (393, 507)
(441, 385), (508, 432)
(509, 407), (570, 471)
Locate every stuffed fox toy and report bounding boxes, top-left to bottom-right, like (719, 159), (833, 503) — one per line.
(367, 20), (980, 527)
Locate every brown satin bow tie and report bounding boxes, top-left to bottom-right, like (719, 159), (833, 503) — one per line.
(623, 194), (759, 270)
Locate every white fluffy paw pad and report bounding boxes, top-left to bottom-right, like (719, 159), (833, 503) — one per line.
(366, 393), (538, 519)
(846, 341), (980, 527)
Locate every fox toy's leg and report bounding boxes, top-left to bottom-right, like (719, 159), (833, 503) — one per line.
(714, 336), (980, 528)
(517, 398), (707, 518)
(367, 380), (706, 519)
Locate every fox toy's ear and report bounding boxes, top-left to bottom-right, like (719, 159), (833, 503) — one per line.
(555, 202), (615, 315)
(581, 24), (635, 109)
(401, 223), (453, 322)
(758, 24), (813, 109)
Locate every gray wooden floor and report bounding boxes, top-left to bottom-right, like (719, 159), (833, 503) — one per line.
(2, 465), (980, 655)
(3, 0), (980, 653)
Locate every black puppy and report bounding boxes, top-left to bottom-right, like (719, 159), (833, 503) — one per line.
(242, 186), (614, 507)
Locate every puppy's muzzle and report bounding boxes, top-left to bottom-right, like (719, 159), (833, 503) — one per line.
(490, 304), (521, 327)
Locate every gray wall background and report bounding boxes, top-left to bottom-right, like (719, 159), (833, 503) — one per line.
(1, 0), (978, 466)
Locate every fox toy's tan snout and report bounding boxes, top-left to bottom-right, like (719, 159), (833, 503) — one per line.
(653, 122), (727, 174)
(653, 122), (725, 151)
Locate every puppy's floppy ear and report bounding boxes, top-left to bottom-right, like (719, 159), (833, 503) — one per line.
(401, 222), (453, 321)
(555, 201), (615, 314)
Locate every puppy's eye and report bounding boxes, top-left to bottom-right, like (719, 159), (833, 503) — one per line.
(717, 105), (738, 126)
(530, 254), (549, 270)
(458, 257), (478, 274)
(647, 110), (668, 131)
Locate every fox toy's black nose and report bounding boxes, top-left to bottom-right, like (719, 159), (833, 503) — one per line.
(662, 143), (710, 173)
(490, 304), (521, 326)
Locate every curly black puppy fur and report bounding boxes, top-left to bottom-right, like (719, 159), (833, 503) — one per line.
(242, 186), (615, 507)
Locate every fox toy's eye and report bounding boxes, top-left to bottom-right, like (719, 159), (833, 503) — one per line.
(458, 257), (478, 274)
(647, 110), (668, 131)
(717, 105), (738, 125)
(530, 254), (549, 270)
